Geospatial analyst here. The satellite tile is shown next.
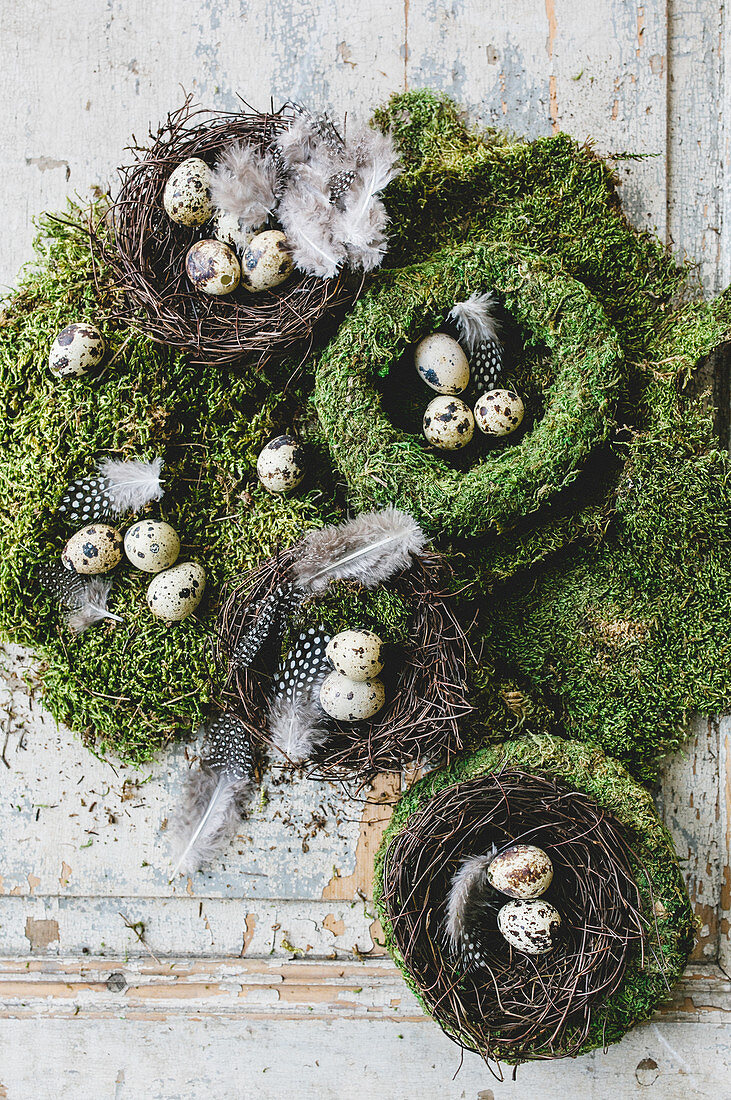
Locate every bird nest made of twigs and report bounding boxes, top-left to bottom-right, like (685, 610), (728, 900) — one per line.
(374, 736), (694, 1067)
(92, 98), (355, 367)
(215, 545), (472, 782)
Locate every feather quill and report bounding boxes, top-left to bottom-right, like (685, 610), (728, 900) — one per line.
(39, 563), (123, 633)
(170, 713), (256, 876)
(97, 456), (164, 514)
(292, 507), (425, 595)
(444, 850), (497, 953)
(448, 292), (503, 355)
(267, 630), (332, 762)
(210, 141), (278, 227)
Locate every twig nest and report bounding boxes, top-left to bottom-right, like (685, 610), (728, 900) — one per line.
(212, 211), (257, 254)
(124, 520), (181, 574)
(319, 671), (386, 721)
(423, 396), (474, 450)
(256, 435), (306, 493)
(474, 389), (524, 437)
(487, 844), (553, 899)
(185, 240), (241, 296)
(62, 524), (123, 574)
(163, 157), (214, 227)
(146, 561), (205, 621)
(498, 899), (561, 955)
(48, 323), (105, 379)
(242, 230), (293, 292)
(415, 333), (470, 395)
(326, 629), (384, 681)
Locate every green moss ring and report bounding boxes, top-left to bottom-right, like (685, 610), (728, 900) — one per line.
(315, 242), (623, 539)
(374, 735), (693, 1064)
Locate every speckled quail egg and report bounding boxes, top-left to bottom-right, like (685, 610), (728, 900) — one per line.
(146, 561), (206, 622)
(326, 630), (384, 682)
(62, 524), (123, 574)
(49, 322), (105, 379)
(185, 239), (241, 296)
(487, 845), (554, 900)
(474, 389), (525, 437)
(497, 899), (562, 955)
(123, 520), (181, 574)
(256, 435), (306, 493)
(163, 157), (214, 227)
(423, 396), (474, 450)
(414, 333), (470, 395)
(319, 671), (386, 722)
(212, 210), (258, 254)
(241, 230), (293, 292)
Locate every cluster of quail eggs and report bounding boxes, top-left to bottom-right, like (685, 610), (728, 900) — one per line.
(415, 331), (525, 451)
(319, 629), (386, 722)
(163, 157), (293, 296)
(487, 843), (561, 956)
(61, 517), (205, 623)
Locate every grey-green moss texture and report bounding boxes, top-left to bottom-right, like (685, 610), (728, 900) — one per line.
(373, 735), (694, 1063)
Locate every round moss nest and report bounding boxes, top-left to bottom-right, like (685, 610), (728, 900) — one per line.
(374, 735), (694, 1065)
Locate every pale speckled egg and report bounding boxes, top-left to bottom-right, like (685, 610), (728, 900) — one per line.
(497, 899), (562, 955)
(256, 435), (306, 493)
(487, 845), (554, 899)
(423, 396), (474, 450)
(186, 239), (241, 296)
(62, 524), (123, 574)
(163, 158), (214, 227)
(326, 630), (384, 682)
(241, 230), (293, 292)
(319, 671), (386, 722)
(415, 333), (470, 394)
(124, 520), (181, 574)
(49, 323), (105, 379)
(474, 389), (525, 437)
(146, 561), (206, 622)
(212, 210), (258, 254)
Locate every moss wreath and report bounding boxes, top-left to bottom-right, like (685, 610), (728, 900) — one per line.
(314, 241), (624, 539)
(374, 734), (693, 1066)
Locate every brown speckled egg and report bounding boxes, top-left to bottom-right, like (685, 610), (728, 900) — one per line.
(497, 899), (561, 955)
(474, 389), (525, 437)
(487, 845), (554, 899)
(256, 435), (306, 493)
(62, 524), (123, 574)
(49, 323), (105, 379)
(241, 230), (293, 292)
(319, 671), (385, 722)
(423, 395), (474, 450)
(415, 333), (469, 394)
(124, 520), (180, 574)
(186, 239), (241, 296)
(212, 210), (257, 254)
(326, 630), (384, 682)
(146, 561), (206, 622)
(163, 158), (214, 227)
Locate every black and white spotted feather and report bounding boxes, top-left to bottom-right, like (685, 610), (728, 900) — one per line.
(170, 713), (257, 876)
(39, 561), (123, 633)
(231, 583), (298, 668)
(267, 629), (332, 763)
(58, 457), (164, 525)
(444, 849), (499, 971)
(470, 337), (505, 394)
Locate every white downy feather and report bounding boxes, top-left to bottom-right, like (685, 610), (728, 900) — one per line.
(98, 456), (164, 514)
(448, 292), (503, 354)
(67, 578), (123, 633)
(267, 688), (330, 763)
(338, 128), (400, 271)
(277, 158), (349, 278)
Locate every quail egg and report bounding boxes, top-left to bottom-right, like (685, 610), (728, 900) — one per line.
(146, 561), (206, 622)
(423, 396), (474, 450)
(62, 524), (123, 574)
(49, 322), (105, 379)
(319, 671), (386, 722)
(256, 435), (306, 493)
(124, 520), (181, 574)
(163, 157), (214, 227)
(474, 389), (525, 437)
(487, 845), (554, 899)
(497, 899), (562, 955)
(415, 333), (470, 395)
(212, 210), (257, 254)
(326, 630), (384, 682)
(185, 239), (241, 296)
(241, 230), (293, 292)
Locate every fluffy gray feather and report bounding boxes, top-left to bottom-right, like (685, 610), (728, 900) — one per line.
(444, 851), (497, 952)
(338, 128), (400, 271)
(448, 292), (502, 354)
(210, 141), (277, 227)
(277, 165), (348, 278)
(67, 578), (123, 633)
(292, 507), (425, 595)
(98, 456), (164, 514)
(267, 689), (330, 763)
